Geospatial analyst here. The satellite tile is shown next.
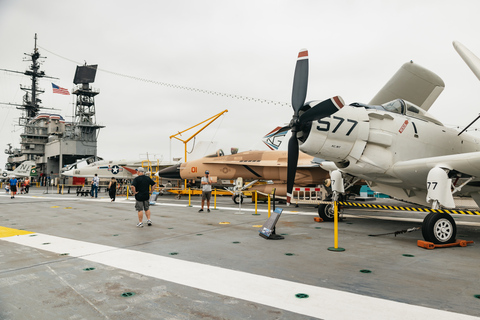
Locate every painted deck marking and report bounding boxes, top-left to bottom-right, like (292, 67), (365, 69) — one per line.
(2, 231), (478, 320)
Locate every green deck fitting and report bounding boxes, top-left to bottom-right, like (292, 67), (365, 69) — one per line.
(232, 241), (240, 244)
(169, 252), (179, 255)
(121, 292), (136, 297)
(328, 247), (346, 252)
(474, 295), (480, 299)
(360, 269), (372, 273)
(402, 254), (415, 257)
(284, 253), (294, 256)
(295, 293), (309, 299)
(83, 267), (95, 271)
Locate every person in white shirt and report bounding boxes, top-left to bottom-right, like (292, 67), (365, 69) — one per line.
(199, 170), (212, 212)
(91, 173), (100, 198)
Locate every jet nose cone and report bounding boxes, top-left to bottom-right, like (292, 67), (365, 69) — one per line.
(157, 164), (181, 179)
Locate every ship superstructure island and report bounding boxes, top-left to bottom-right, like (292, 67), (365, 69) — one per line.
(2, 34), (104, 180)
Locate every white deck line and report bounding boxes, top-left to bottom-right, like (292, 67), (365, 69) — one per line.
(3, 233), (479, 320)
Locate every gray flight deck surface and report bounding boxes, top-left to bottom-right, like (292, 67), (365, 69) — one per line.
(1, 187), (480, 319)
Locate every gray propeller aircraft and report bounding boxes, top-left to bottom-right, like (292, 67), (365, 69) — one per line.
(283, 41), (480, 244)
(156, 149), (330, 198)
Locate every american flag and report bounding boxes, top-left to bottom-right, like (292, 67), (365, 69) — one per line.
(51, 83), (70, 95)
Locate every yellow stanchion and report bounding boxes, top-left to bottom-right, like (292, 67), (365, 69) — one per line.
(214, 188), (217, 210)
(267, 193), (271, 218)
(57, 184), (59, 194)
(328, 200), (345, 252)
(253, 190), (259, 215)
(127, 185), (129, 200)
(188, 188), (192, 207)
(61, 184), (64, 195)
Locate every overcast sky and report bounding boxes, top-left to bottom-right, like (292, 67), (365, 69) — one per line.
(1, 0), (480, 168)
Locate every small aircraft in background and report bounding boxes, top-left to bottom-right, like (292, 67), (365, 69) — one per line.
(281, 41), (480, 244)
(61, 156), (175, 179)
(157, 148), (330, 201)
(1, 161), (37, 179)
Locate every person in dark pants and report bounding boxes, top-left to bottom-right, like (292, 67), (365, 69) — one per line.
(108, 177), (117, 202)
(91, 173), (99, 198)
(9, 177), (18, 199)
(131, 167), (156, 227)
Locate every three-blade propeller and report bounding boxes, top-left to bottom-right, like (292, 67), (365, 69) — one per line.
(286, 49), (345, 204)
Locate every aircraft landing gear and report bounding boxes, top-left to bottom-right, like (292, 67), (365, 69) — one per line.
(317, 194), (344, 222)
(421, 212), (457, 244)
(233, 194), (243, 204)
(318, 170), (345, 222)
(318, 197), (334, 221)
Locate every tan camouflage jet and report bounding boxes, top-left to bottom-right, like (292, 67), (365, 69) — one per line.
(156, 149), (330, 198)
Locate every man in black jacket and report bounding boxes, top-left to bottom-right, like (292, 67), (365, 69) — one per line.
(131, 167), (156, 227)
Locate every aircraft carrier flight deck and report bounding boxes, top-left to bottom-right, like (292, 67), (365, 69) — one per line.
(1, 188), (480, 319)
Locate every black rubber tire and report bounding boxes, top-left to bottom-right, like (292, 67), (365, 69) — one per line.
(318, 200), (335, 222)
(233, 194), (243, 204)
(422, 212), (457, 244)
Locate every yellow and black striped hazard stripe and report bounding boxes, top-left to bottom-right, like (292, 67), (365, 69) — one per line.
(319, 201), (480, 216)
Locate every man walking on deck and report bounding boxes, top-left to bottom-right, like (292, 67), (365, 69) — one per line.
(131, 167), (156, 227)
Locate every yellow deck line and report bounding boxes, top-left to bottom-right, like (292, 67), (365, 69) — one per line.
(0, 226), (34, 238)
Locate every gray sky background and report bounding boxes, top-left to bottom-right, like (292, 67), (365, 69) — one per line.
(1, 0), (480, 168)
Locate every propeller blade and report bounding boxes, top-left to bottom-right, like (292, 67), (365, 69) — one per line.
(299, 96), (345, 123)
(291, 49), (309, 115)
(286, 133), (299, 204)
(453, 41), (480, 82)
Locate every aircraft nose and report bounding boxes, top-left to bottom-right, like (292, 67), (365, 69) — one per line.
(157, 164), (181, 179)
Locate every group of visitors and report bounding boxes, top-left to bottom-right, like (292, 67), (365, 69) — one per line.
(6, 177), (30, 199)
(89, 174), (118, 202)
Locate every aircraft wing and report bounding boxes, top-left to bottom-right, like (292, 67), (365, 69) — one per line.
(200, 157), (320, 168)
(200, 159), (286, 167)
(391, 151), (480, 184)
(369, 61), (445, 111)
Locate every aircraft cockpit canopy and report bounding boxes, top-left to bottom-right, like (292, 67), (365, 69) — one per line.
(205, 149), (225, 158)
(351, 99), (443, 125)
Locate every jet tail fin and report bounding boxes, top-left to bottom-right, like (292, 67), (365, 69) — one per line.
(262, 126), (288, 150)
(13, 161), (37, 177)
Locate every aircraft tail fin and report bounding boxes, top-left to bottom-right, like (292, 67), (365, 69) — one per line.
(262, 126), (288, 150)
(13, 161), (37, 177)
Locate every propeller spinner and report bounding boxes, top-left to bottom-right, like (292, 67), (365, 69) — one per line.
(286, 49), (345, 204)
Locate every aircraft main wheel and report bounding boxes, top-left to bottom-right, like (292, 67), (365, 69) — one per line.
(422, 212), (456, 244)
(318, 201), (334, 222)
(233, 194), (243, 204)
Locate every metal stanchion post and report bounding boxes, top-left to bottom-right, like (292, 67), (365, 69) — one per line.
(253, 190), (259, 215)
(188, 188), (192, 207)
(328, 192), (345, 252)
(267, 193), (271, 218)
(214, 188), (217, 210)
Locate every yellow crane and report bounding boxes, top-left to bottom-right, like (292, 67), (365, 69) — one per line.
(170, 109), (228, 187)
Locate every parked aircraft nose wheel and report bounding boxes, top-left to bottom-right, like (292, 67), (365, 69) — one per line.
(233, 194), (243, 204)
(421, 212), (456, 244)
(318, 202), (334, 221)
